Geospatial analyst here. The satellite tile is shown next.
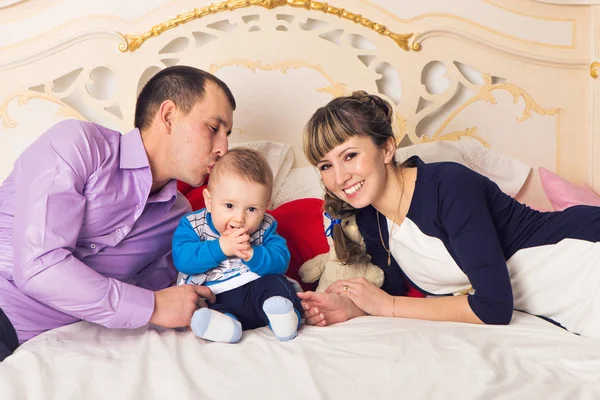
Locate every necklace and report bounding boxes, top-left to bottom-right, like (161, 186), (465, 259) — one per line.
(376, 211), (392, 266)
(376, 168), (406, 267)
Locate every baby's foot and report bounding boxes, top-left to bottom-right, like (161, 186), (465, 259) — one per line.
(262, 296), (300, 341)
(191, 308), (242, 343)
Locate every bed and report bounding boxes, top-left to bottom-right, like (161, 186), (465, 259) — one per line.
(1, 0), (600, 398)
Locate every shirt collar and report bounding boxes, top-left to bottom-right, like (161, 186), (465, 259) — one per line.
(148, 180), (179, 208)
(206, 211), (220, 236)
(121, 128), (178, 208)
(120, 128), (150, 170)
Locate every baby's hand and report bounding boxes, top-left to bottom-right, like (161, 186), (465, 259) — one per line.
(238, 247), (254, 262)
(219, 228), (250, 257)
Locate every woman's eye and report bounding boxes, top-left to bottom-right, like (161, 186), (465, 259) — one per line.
(319, 164), (331, 171)
(344, 152), (357, 162)
(226, 203), (233, 209)
(210, 126), (218, 133)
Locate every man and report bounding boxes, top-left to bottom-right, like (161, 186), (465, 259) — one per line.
(0, 65), (235, 361)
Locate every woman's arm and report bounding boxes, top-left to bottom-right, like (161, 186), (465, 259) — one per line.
(390, 295), (481, 322)
(326, 278), (482, 323)
(436, 164), (514, 325)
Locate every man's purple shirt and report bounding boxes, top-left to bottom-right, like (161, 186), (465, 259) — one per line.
(0, 120), (190, 343)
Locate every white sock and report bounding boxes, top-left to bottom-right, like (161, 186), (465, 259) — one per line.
(262, 296), (300, 341)
(190, 308), (242, 343)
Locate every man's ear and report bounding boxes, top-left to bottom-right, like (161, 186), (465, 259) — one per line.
(384, 136), (396, 164)
(203, 188), (212, 212)
(158, 100), (176, 133)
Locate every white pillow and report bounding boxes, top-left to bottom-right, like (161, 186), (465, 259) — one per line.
(395, 138), (531, 197)
(228, 140), (294, 201)
(269, 137), (531, 207)
(271, 166), (324, 208)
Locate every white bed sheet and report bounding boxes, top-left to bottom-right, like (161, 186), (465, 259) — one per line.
(1, 312), (599, 399)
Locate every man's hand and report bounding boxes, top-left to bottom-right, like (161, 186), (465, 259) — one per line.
(219, 228), (251, 258)
(149, 285), (216, 328)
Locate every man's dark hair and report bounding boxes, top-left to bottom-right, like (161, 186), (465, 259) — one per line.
(134, 65), (236, 131)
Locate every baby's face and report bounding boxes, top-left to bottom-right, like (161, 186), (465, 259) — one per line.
(204, 174), (271, 235)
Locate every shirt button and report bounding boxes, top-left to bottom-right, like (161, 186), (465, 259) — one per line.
(90, 243), (96, 249)
(135, 204), (141, 210)
(116, 229), (122, 235)
(124, 322), (131, 328)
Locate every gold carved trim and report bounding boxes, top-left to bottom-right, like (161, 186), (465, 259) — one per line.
(421, 127), (489, 147)
(207, 59), (559, 153)
(209, 58), (420, 144)
(591, 62), (600, 78)
(394, 113), (408, 145)
(423, 74), (562, 147)
(118, 0), (420, 53)
(0, 87), (85, 129)
(208, 59), (348, 97)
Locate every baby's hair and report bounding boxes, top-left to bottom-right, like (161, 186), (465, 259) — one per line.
(209, 147), (273, 192)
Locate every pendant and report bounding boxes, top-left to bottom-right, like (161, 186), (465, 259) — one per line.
(387, 252), (391, 266)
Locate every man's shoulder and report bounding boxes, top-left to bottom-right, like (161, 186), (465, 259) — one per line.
(43, 119), (121, 148)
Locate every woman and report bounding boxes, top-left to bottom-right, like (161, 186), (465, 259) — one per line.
(297, 91), (600, 339)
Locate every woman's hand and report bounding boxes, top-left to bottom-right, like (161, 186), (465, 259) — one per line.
(297, 291), (365, 326)
(326, 278), (393, 317)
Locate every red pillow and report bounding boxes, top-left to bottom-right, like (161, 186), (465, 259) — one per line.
(177, 174), (210, 198)
(184, 184), (208, 211)
(269, 198), (328, 291)
(405, 280), (424, 298)
(177, 181), (195, 196)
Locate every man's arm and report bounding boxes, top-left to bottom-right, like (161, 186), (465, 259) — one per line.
(11, 121), (155, 329)
(128, 252), (177, 291)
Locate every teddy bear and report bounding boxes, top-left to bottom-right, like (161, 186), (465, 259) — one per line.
(298, 212), (385, 292)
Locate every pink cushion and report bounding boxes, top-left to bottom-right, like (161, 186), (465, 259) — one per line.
(539, 167), (600, 211)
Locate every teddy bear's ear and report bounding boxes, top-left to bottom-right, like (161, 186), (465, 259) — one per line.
(341, 215), (362, 243)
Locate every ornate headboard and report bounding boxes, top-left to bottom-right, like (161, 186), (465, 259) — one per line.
(1, 0), (597, 209)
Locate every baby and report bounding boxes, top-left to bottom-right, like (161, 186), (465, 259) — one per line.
(172, 147), (301, 343)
